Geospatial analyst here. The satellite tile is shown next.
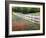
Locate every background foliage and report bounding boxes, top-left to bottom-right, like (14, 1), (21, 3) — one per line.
(12, 7), (40, 14)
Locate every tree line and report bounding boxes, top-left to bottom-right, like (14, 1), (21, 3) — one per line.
(12, 7), (40, 14)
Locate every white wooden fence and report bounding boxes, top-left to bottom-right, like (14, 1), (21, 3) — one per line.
(13, 12), (40, 24)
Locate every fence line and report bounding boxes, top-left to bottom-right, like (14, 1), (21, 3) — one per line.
(13, 12), (40, 24)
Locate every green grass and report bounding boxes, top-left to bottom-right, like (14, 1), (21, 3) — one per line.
(12, 13), (40, 30)
(31, 12), (40, 16)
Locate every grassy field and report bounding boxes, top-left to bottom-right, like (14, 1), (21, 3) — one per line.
(31, 12), (40, 16)
(12, 13), (40, 31)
